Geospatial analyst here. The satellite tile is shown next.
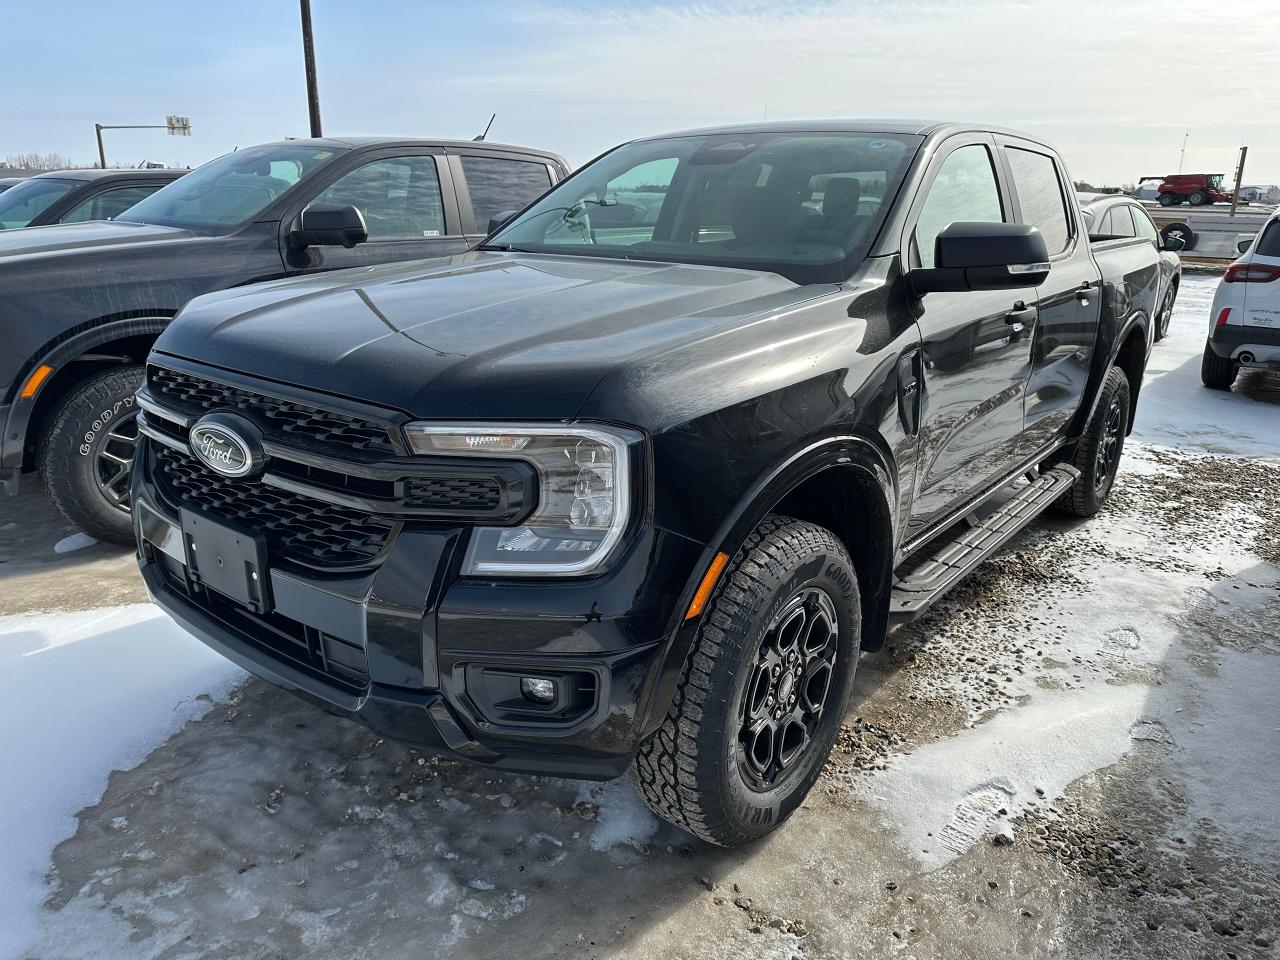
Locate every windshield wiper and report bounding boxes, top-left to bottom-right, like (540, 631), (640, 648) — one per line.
(473, 242), (533, 252)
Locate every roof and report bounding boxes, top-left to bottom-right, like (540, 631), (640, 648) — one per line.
(251, 136), (566, 163)
(30, 168), (186, 182)
(638, 118), (1046, 144)
(1076, 192), (1136, 206)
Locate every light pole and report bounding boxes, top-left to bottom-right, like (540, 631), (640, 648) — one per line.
(300, 0), (323, 137)
(94, 116), (191, 168)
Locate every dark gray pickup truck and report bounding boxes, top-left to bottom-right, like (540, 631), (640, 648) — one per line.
(135, 120), (1181, 846)
(0, 137), (567, 541)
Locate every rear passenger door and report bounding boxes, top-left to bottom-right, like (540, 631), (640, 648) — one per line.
(281, 149), (470, 274)
(447, 151), (557, 241)
(999, 139), (1102, 450)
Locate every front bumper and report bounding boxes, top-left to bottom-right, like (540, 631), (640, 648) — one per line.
(135, 440), (704, 780)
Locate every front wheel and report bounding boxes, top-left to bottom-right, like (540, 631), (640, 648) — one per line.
(1200, 341), (1237, 390)
(1158, 193), (1176, 207)
(632, 516), (860, 847)
(41, 365), (144, 545)
(1188, 191), (1207, 206)
(1054, 366), (1130, 518)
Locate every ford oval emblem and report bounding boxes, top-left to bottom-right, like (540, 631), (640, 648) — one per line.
(189, 415), (260, 478)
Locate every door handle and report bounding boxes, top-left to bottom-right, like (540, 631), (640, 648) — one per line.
(1006, 301), (1036, 325)
(1075, 282), (1094, 303)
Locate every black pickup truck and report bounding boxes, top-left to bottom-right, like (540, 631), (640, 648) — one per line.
(0, 137), (567, 541)
(134, 121), (1180, 847)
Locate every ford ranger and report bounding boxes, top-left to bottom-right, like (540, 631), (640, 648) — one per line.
(134, 121), (1178, 847)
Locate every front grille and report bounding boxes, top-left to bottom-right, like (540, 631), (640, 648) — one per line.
(148, 365), (397, 455)
(405, 475), (502, 510)
(155, 447), (395, 567)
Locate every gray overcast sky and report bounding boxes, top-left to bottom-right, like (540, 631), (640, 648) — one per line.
(4, 0), (1278, 186)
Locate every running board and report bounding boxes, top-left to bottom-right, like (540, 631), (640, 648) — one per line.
(888, 465), (1080, 625)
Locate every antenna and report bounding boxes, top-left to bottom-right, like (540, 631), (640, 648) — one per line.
(474, 113), (496, 142)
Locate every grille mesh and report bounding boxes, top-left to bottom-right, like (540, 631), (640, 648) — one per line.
(148, 366), (396, 455)
(405, 475), (502, 510)
(155, 447), (395, 567)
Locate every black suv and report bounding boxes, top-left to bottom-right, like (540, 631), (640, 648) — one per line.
(1, 137), (567, 541)
(136, 121), (1173, 846)
(0, 168), (186, 230)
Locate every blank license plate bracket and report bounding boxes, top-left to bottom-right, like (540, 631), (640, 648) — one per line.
(181, 508), (271, 613)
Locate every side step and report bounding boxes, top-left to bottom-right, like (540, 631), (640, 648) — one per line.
(888, 465), (1080, 625)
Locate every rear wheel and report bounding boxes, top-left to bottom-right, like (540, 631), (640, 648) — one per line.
(1055, 366), (1130, 518)
(41, 365), (144, 545)
(1154, 282), (1177, 341)
(632, 516), (860, 847)
(1200, 341), (1237, 390)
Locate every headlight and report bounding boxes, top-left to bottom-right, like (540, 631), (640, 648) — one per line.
(403, 422), (640, 576)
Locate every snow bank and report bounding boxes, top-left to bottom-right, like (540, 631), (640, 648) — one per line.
(0, 605), (244, 960)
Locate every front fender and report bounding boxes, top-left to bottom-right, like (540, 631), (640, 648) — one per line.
(1, 315), (171, 476)
(637, 432), (897, 741)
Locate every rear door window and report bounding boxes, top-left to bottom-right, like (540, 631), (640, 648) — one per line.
(60, 185), (161, 223)
(461, 156), (552, 232)
(1255, 221), (1280, 258)
(1107, 204), (1136, 238)
(914, 144), (1004, 268)
(1006, 147), (1072, 255)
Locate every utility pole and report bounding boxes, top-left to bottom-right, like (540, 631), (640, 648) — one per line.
(1229, 145), (1248, 218)
(1177, 130), (1189, 173)
(300, 0), (323, 137)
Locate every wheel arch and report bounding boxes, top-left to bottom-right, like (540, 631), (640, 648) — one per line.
(1112, 315), (1149, 433)
(638, 434), (899, 742)
(4, 313), (172, 473)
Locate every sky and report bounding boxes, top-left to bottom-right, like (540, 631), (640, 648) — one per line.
(3, 0), (1278, 186)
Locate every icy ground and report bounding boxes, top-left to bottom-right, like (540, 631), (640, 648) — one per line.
(2, 273), (1278, 959)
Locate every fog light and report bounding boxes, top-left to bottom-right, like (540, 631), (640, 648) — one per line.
(520, 677), (557, 704)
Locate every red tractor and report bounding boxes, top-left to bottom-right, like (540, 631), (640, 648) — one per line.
(1141, 173), (1234, 207)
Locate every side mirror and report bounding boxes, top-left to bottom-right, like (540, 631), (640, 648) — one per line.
(911, 222), (1050, 295)
(1237, 238), (1254, 255)
(487, 209), (519, 234)
(290, 203), (368, 249)
(1162, 235), (1186, 252)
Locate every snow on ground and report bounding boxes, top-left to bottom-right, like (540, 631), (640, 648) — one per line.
(53, 532), (97, 555)
(859, 273), (1280, 873)
(0, 606), (244, 959)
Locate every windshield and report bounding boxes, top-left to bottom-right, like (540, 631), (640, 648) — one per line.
(117, 143), (342, 230)
(487, 131), (920, 283)
(0, 177), (76, 229)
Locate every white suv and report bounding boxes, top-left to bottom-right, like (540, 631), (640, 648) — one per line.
(1204, 211), (1280, 389)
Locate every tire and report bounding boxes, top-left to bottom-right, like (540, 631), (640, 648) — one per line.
(1054, 366), (1130, 518)
(1153, 282), (1176, 341)
(41, 365), (144, 545)
(632, 516), (861, 847)
(1158, 192), (1176, 207)
(1188, 191), (1206, 206)
(1161, 222), (1196, 251)
(1200, 341), (1237, 390)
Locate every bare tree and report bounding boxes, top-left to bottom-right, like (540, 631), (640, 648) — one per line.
(3, 152), (83, 171)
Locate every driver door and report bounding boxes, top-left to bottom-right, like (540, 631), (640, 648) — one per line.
(281, 150), (469, 275)
(902, 136), (1040, 541)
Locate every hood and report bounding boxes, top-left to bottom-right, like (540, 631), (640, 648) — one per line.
(0, 219), (193, 260)
(154, 251), (811, 420)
